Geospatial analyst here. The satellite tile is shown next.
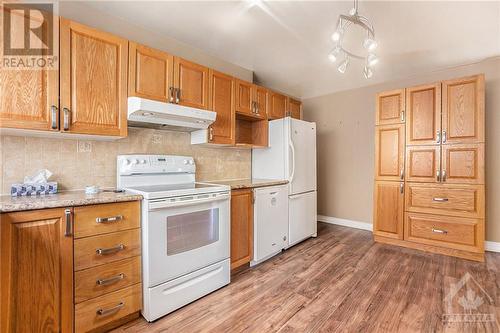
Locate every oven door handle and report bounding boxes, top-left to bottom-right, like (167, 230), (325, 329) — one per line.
(148, 193), (230, 210)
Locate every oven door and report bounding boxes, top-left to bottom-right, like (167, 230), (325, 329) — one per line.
(145, 192), (230, 287)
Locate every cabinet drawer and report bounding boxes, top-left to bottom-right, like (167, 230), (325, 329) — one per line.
(75, 283), (142, 333)
(75, 229), (141, 271)
(404, 213), (483, 252)
(405, 183), (484, 218)
(75, 256), (141, 303)
(74, 201), (140, 239)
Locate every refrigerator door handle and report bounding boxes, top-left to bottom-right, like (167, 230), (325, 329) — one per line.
(289, 141), (296, 182)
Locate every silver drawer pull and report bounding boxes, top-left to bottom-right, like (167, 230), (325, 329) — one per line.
(432, 228), (448, 234)
(96, 273), (125, 286)
(96, 302), (124, 316)
(433, 197), (449, 202)
(96, 244), (125, 255)
(96, 215), (123, 223)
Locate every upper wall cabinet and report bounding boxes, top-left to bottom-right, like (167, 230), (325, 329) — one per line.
(128, 42), (174, 102)
(288, 98), (302, 119)
(269, 91), (287, 120)
(0, 8), (59, 131)
(442, 75), (485, 144)
(253, 85), (268, 120)
(208, 70), (235, 145)
(234, 80), (267, 120)
(406, 83), (441, 146)
(174, 57), (210, 110)
(60, 19), (128, 137)
(376, 89), (405, 125)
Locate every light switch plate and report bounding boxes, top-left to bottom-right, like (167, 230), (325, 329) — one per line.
(152, 134), (162, 144)
(77, 141), (92, 153)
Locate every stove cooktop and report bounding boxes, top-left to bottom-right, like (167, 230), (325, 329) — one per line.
(124, 182), (230, 200)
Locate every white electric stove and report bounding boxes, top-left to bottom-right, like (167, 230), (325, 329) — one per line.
(117, 154), (231, 322)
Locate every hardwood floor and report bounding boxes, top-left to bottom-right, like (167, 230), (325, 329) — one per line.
(112, 223), (500, 333)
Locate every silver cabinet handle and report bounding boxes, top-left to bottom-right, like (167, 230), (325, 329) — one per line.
(96, 302), (124, 316)
(96, 273), (125, 286)
(63, 108), (71, 131)
(96, 215), (123, 223)
(209, 127), (214, 141)
(432, 228), (448, 235)
(442, 130), (447, 143)
(436, 131), (441, 144)
(436, 170), (441, 182)
(400, 182), (404, 194)
(51, 105), (59, 130)
(255, 101), (260, 115)
(176, 88), (180, 104)
(169, 87), (175, 103)
(441, 170), (447, 182)
(252, 101), (256, 114)
(64, 208), (73, 237)
(400, 168), (404, 180)
(401, 110), (405, 122)
(96, 244), (125, 255)
(433, 197), (449, 202)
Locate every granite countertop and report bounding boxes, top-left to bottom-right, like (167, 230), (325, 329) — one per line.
(0, 190), (143, 213)
(213, 178), (288, 190)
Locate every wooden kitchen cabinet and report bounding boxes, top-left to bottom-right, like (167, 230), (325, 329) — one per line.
(375, 89), (405, 125)
(230, 189), (254, 269)
(235, 79), (254, 116)
(174, 57), (210, 110)
(441, 143), (485, 185)
(128, 42), (174, 102)
(0, 208), (74, 333)
(405, 83), (441, 146)
(374, 124), (405, 181)
(60, 18), (128, 137)
(288, 98), (302, 119)
(253, 85), (268, 119)
(373, 181), (404, 240)
(0, 7), (59, 132)
(208, 70), (235, 145)
(268, 91), (288, 120)
(405, 145), (441, 183)
(441, 75), (485, 144)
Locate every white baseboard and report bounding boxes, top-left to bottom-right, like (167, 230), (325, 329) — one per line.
(317, 215), (373, 232)
(485, 241), (500, 253)
(317, 215), (500, 253)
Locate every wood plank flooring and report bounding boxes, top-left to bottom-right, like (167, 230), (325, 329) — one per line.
(112, 223), (500, 333)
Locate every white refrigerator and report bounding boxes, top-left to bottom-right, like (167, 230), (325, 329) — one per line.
(252, 117), (317, 247)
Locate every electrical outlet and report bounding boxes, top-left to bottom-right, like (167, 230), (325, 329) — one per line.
(152, 134), (162, 144)
(77, 141), (92, 153)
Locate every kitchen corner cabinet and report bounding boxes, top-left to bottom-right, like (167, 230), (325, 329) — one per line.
(288, 98), (302, 119)
(268, 91), (288, 120)
(208, 70), (235, 145)
(230, 189), (254, 269)
(1, 208), (74, 333)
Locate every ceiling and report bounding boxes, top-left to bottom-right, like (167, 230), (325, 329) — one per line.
(84, 1), (500, 99)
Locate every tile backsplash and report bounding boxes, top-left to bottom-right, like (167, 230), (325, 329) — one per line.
(0, 128), (251, 195)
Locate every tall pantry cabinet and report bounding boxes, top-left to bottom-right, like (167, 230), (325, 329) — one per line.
(373, 74), (485, 262)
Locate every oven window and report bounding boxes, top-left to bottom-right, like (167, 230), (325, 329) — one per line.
(166, 208), (219, 255)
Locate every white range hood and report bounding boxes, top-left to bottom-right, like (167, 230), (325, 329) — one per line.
(127, 97), (216, 132)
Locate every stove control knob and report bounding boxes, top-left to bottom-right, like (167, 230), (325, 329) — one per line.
(140, 159), (147, 164)
(123, 159), (131, 166)
(189, 160), (194, 165)
(131, 159), (139, 165)
(183, 160), (188, 165)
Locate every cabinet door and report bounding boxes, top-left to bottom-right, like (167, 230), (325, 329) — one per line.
(0, 7), (59, 131)
(234, 79), (253, 116)
(209, 70), (234, 145)
(373, 181), (404, 239)
(268, 91), (287, 120)
(376, 89), (405, 125)
(374, 124), (405, 181)
(174, 57), (209, 110)
(288, 98), (302, 119)
(405, 145), (441, 183)
(442, 75), (485, 144)
(0, 208), (73, 333)
(60, 19), (128, 137)
(128, 42), (174, 102)
(230, 189), (253, 269)
(254, 85), (268, 119)
(441, 144), (484, 185)
(406, 83), (441, 145)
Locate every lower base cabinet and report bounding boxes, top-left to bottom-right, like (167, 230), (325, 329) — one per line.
(0, 200), (142, 333)
(373, 181), (404, 240)
(230, 189), (254, 269)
